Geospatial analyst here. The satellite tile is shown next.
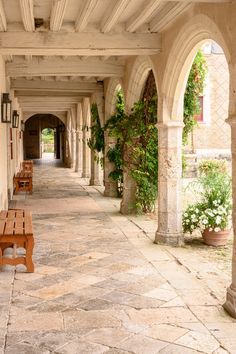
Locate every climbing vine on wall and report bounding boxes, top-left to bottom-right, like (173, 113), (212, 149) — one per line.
(105, 71), (158, 213)
(87, 103), (105, 166)
(105, 90), (124, 196)
(183, 50), (208, 145)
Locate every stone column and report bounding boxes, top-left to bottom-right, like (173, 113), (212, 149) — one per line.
(224, 116), (236, 318)
(155, 121), (184, 246)
(120, 144), (137, 214)
(71, 128), (76, 169)
(89, 94), (104, 186)
(90, 151), (102, 185)
(65, 113), (72, 168)
(75, 103), (83, 176)
(82, 98), (91, 179)
(104, 131), (118, 197)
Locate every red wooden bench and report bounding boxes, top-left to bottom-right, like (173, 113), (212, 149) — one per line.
(21, 160), (33, 174)
(0, 210), (34, 272)
(14, 171), (33, 194)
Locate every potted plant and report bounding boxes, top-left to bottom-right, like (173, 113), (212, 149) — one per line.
(183, 169), (232, 246)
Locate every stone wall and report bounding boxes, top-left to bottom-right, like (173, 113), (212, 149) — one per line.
(192, 50), (230, 158)
(0, 57), (8, 209)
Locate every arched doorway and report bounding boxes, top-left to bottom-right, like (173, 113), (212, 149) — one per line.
(24, 114), (65, 161)
(41, 128), (55, 160)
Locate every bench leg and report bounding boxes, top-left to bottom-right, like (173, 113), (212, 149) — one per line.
(29, 179), (33, 194)
(25, 237), (34, 272)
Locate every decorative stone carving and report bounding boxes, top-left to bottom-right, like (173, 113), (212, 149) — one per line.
(155, 121), (184, 247)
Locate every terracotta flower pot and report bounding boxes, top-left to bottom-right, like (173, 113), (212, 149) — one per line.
(202, 228), (230, 247)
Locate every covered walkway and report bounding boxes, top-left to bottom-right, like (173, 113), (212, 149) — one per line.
(1, 161), (235, 354)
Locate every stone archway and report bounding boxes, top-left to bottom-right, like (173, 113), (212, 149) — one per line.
(155, 13), (232, 247)
(120, 56), (159, 214)
(154, 13), (236, 318)
(125, 56), (158, 112)
(104, 78), (124, 197)
(162, 14), (231, 122)
(24, 114), (66, 160)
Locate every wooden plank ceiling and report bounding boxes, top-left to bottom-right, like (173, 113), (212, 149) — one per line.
(0, 0), (228, 116)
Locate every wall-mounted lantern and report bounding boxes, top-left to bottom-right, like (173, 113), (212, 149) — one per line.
(1, 93), (12, 123)
(12, 110), (19, 128)
(21, 120), (25, 132)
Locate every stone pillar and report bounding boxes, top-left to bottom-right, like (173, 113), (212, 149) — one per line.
(82, 98), (91, 179)
(120, 145), (137, 214)
(71, 128), (76, 169)
(75, 103), (83, 176)
(90, 151), (102, 185)
(65, 113), (72, 168)
(155, 121), (184, 246)
(104, 131), (118, 197)
(224, 116), (236, 318)
(89, 93), (104, 186)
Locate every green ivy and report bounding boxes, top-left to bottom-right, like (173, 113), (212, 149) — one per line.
(183, 50), (208, 145)
(87, 103), (104, 166)
(105, 71), (158, 213)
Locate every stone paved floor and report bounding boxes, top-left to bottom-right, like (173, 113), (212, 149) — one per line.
(1, 159), (236, 354)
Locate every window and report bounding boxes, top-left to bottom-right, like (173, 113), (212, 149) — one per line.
(194, 96), (204, 122)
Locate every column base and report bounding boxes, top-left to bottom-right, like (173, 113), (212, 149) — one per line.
(223, 285), (236, 318)
(90, 179), (101, 186)
(104, 189), (118, 197)
(82, 173), (90, 178)
(155, 231), (184, 247)
(104, 182), (118, 197)
(74, 168), (82, 176)
(120, 201), (136, 215)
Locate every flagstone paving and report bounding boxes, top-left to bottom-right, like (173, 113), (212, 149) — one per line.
(1, 159), (236, 353)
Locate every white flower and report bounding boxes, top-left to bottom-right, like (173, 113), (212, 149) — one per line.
(191, 225), (194, 230)
(184, 213), (188, 217)
(214, 227), (221, 232)
(216, 216), (221, 225)
(185, 219), (189, 224)
(209, 227), (213, 231)
(195, 208), (199, 213)
(213, 200), (218, 206)
(191, 214), (196, 219)
(202, 219), (208, 225)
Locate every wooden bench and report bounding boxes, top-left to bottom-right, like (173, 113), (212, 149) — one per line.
(0, 210), (34, 272)
(21, 160), (33, 174)
(14, 171), (33, 194)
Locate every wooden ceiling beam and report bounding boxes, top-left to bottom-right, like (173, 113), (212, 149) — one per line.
(11, 79), (104, 93)
(126, 0), (162, 32)
(6, 58), (124, 77)
(101, 0), (130, 33)
(18, 96), (83, 104)
(50, 0), (68, 31)
(150, 2), (191, 32)
(19, 0), (35, 31)
(0, 0), (7, 31)
(75, 0), (98, 32)
(22, 108), (69, 113)
(0, 31), (161, 56)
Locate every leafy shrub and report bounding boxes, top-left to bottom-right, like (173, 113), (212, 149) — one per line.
(198, 159), (228, 176)
(183, 171), (232, 234)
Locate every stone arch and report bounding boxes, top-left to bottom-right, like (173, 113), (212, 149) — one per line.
(24, 113), (66, 159)
(24, 112), (66, 125)
(162, 14), (231, 122)
(125, 56), (158, 111)
(105, 78), (123, 122)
